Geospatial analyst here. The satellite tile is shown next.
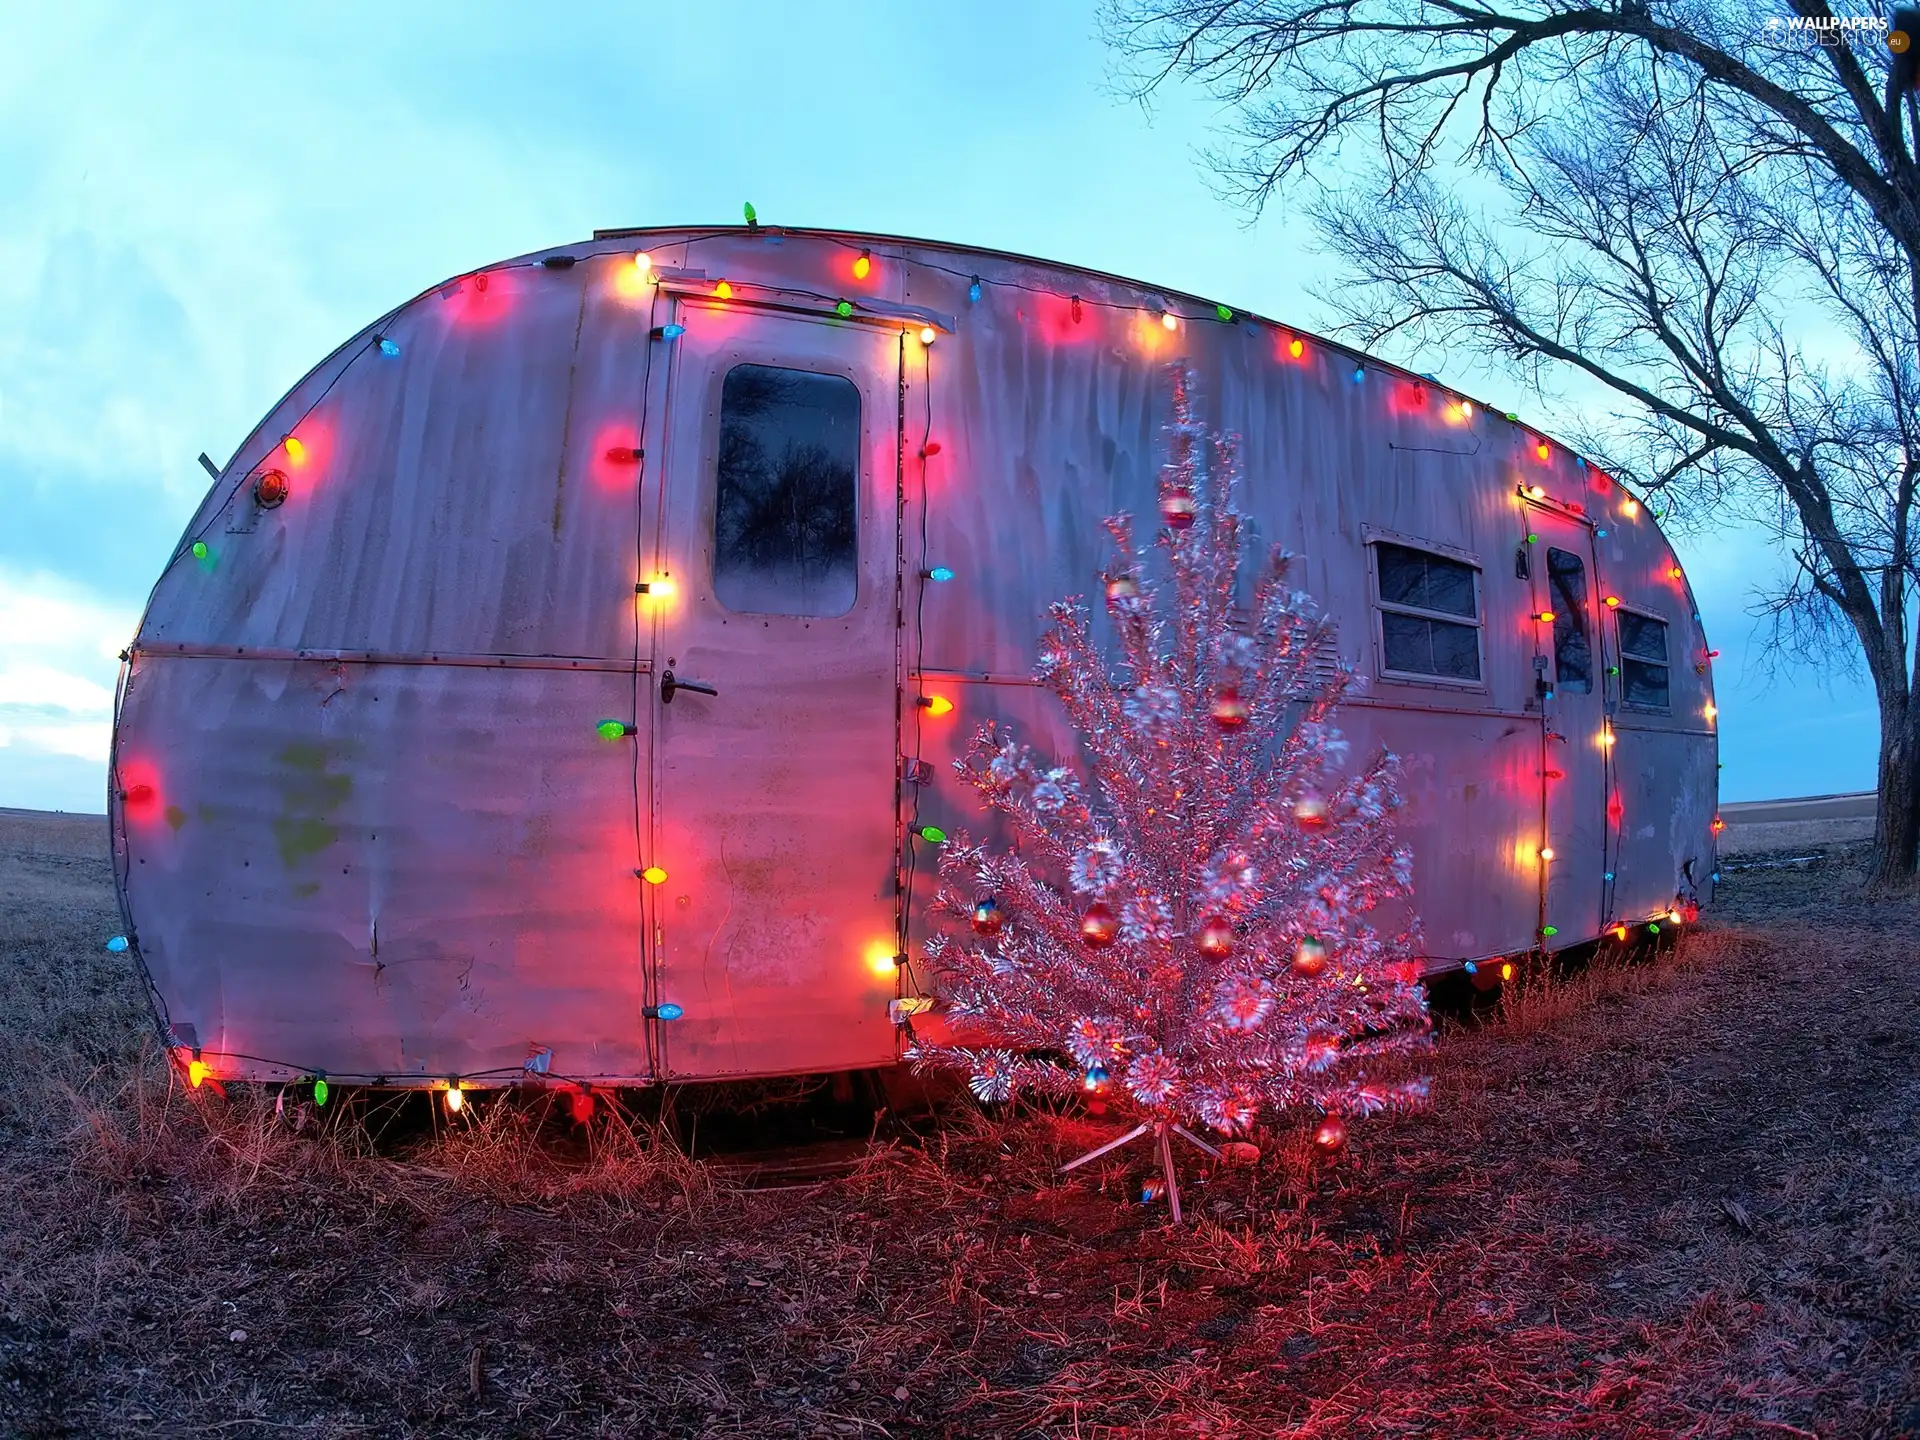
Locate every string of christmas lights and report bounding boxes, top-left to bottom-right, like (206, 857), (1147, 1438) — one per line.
(111, 209), (1713, 1103)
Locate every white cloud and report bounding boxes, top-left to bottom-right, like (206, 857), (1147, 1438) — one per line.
(0, 569), (137, 662)
(0, 568), (136, 782)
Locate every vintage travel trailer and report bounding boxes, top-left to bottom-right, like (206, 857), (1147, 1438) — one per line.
(110, 225), (1718, 1095)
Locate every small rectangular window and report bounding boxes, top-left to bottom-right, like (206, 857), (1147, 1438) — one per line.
(714, 363), (859, 617)
(1616, 609), (1670, 709)
(1546, 547), (1593, 693)
(1371, 540), (1483, 683)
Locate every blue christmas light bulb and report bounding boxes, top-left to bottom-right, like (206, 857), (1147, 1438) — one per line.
(106, 935), (129, 953)
(1083, 1063), (1109, 1091)
(377, 337), (401, 358)
(927, 566), (955, 582)
(968, 277), (982, 304)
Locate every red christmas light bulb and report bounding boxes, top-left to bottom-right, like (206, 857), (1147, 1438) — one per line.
(1293, 792), (1329, 827)
(1312, 1115), (1347, 1152)
(1160, 489), (1198, 530)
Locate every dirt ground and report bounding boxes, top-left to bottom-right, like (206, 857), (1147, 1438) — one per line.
(0, 809), (1914, 1439)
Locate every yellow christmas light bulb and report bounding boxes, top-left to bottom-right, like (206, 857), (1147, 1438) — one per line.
(283, 436), (308, 466)
(445, 1084), (465, 1114)
(642, 866), (668, 884)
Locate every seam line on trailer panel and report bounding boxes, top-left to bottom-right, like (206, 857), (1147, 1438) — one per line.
(129, 644), (651, 674)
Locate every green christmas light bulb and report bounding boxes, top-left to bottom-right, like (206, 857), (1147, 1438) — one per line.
(191, 541), (208, 560)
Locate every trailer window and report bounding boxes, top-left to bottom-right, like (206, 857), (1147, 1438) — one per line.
(1616, 609), (1670, 709)
(1371, 541), (1483, 683)
(1546, 547), (1593, 693)
(714, 363), (859, 617)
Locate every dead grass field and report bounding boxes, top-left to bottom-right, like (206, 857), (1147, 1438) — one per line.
(1, 809), (1914, 1438)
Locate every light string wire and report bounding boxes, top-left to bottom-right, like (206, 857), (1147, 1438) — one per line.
(634, 274), (665, 1082)
(897, 329), (938, 1011)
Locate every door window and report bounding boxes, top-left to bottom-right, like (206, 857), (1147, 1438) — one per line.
(1616, 609), (1671, 709)
(1370, 540), (1483, 682)
(714, 363), (859, 617)
(1546, 547), (1593, 693)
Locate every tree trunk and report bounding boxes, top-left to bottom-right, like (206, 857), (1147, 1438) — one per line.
(1868, 692), (1920, 891)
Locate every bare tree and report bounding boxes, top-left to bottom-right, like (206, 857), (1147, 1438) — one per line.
(1104, 0), (1920, 887)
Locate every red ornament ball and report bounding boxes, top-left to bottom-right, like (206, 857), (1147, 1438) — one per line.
(1196, 914), (1235, 959)
(971, 897), (1005, 936)
(1211, 688), (1250, 730)
(1312, 1115), (1347, 1153)
(1105, 575), (1139, 603)
(1292, 935), (1328, 976)
(1293, 792), (1330, 828)
(1160, 489), (1198, 530)
(1079, 901), (1118, 948)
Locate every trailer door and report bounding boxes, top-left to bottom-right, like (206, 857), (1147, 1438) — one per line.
(1525, 509), (1607, 947)
(640, 298), (902, 1079)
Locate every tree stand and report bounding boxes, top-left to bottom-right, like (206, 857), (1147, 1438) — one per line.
(1059, 1119), (1222, 1224)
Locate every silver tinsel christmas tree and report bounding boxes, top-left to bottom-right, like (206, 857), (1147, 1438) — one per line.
(909, 366), (1430, 1213)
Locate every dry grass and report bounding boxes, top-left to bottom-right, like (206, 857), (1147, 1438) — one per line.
(1, 810), (1915, 1438)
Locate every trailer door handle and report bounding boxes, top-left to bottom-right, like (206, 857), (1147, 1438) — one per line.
(661, 669), (718, 705)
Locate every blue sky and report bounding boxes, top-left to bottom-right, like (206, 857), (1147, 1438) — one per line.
(0, 1), (1876, 812)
